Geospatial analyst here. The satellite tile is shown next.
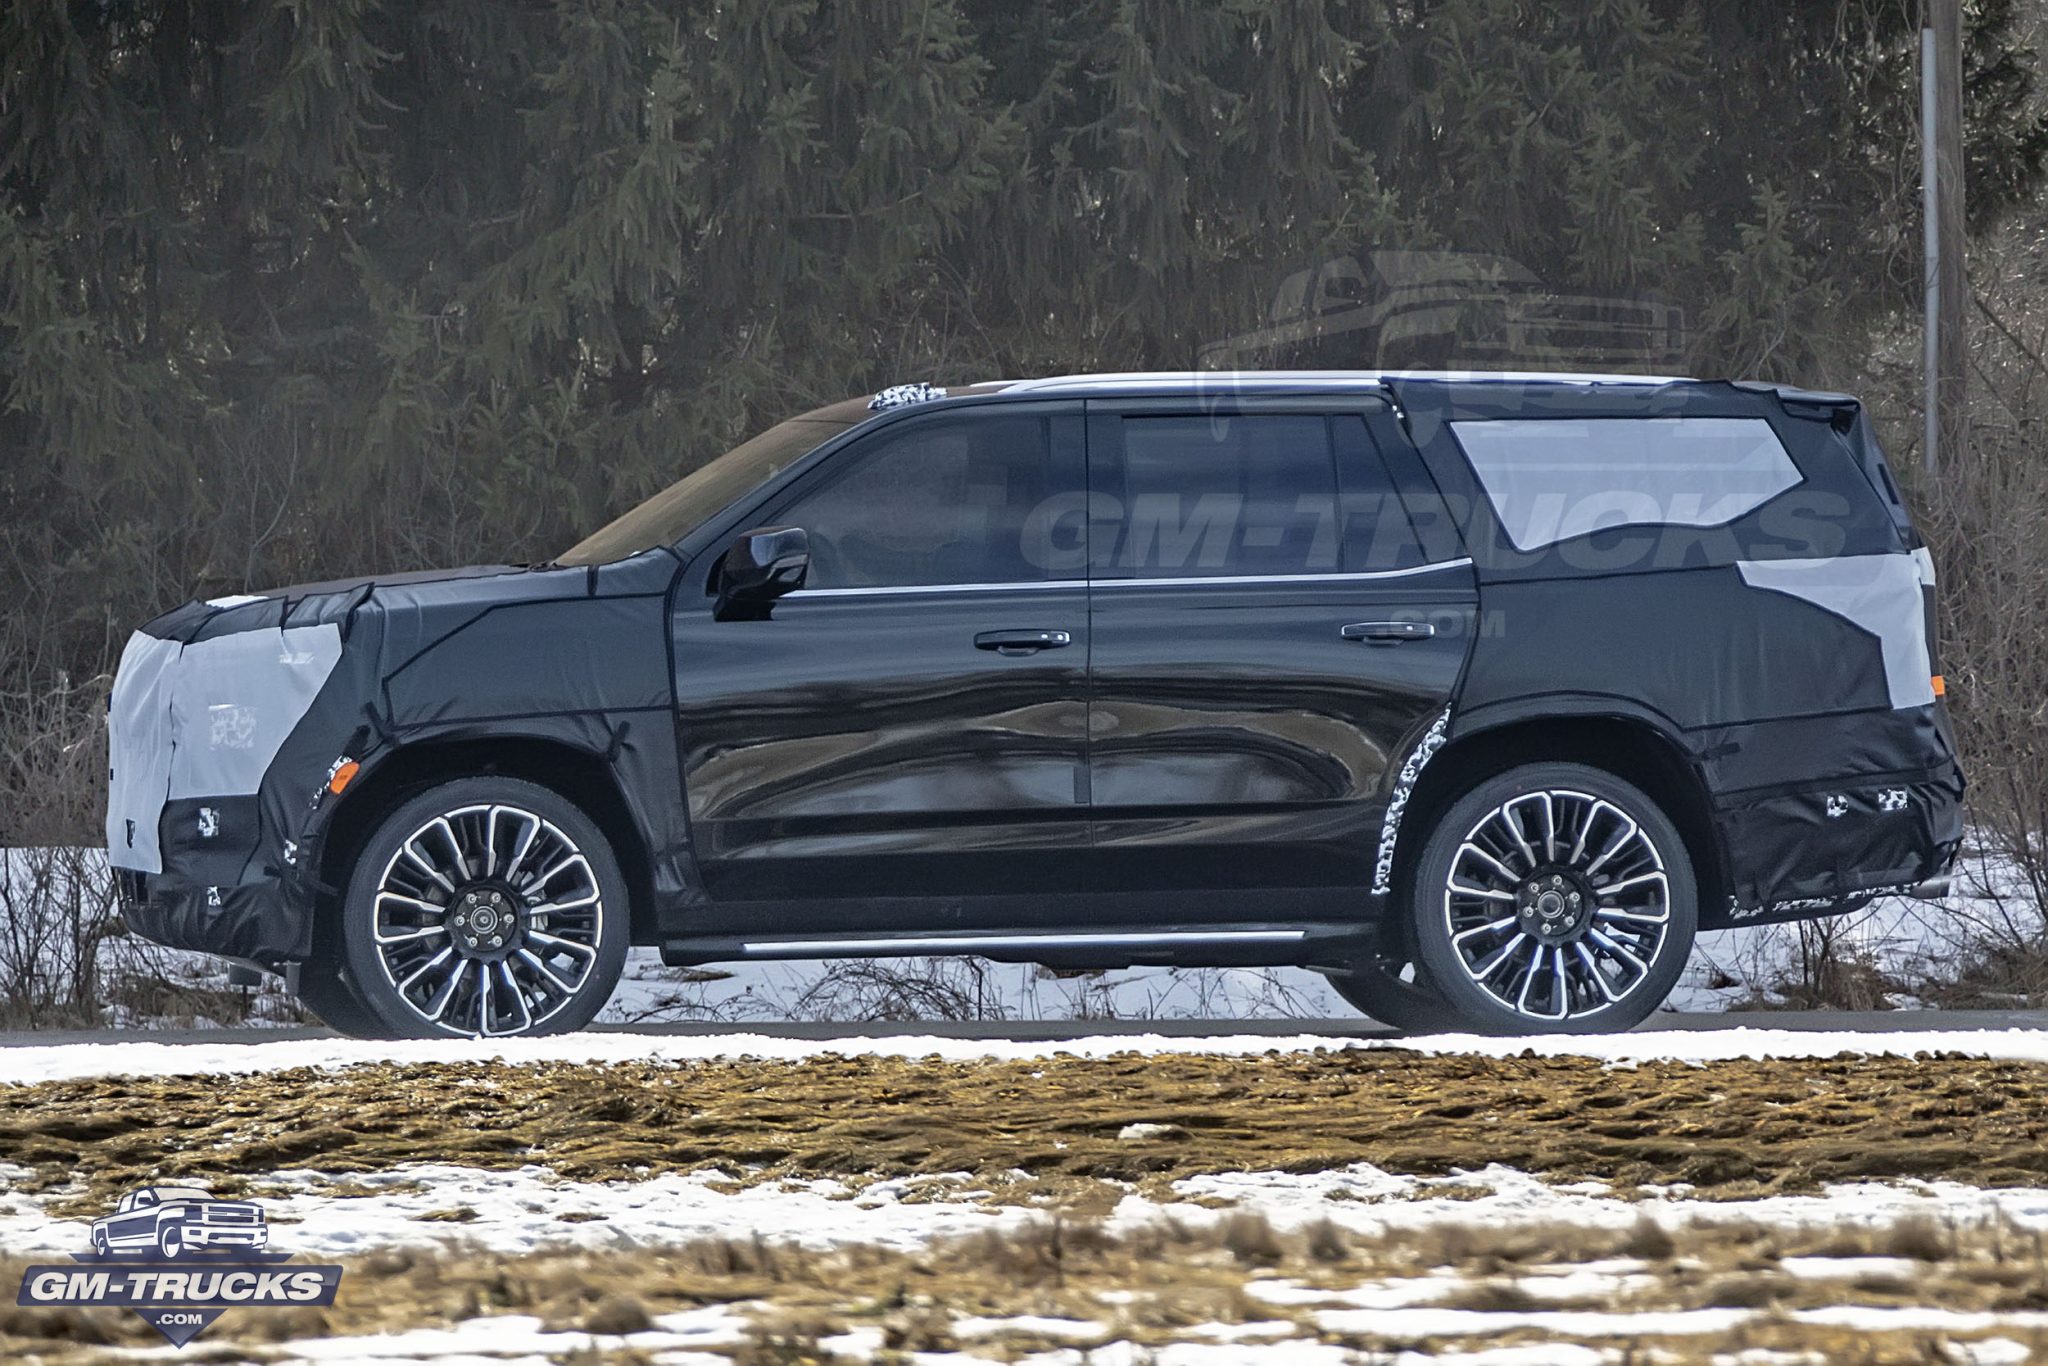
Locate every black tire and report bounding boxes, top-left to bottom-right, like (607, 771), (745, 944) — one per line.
(1408, 762), (1696, 1035)
(293, 958), (399, 1039)
(340, 777), (629, 1039)
(1327, 957), (1464, 1033)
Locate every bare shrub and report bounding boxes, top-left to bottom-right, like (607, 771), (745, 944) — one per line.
(1775, 917), (1905, 1011)
(780, 957), (1013, 1022)
(0, 667), (121, 1027)
(1848, 204), (2048, 1006)
(0, 845), (120, 1027)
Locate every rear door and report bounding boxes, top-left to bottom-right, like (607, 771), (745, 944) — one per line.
(1083, 396), (1476, 903)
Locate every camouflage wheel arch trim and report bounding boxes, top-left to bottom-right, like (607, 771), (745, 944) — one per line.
(1372, 708), (1451, 895)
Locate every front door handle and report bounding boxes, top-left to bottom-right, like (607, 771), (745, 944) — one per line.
(1341, 621), (1435, 644)
(975, 628), (1072, 656)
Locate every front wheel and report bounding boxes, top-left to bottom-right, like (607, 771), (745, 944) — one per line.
(1408, 762), (1697, 1035)
(339, 777), (629, 1039)
(1327, 956), (1464, 1033)
(294, 958), (399, 1039)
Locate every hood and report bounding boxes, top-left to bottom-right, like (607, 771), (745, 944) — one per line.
(141, 562), (553, 644)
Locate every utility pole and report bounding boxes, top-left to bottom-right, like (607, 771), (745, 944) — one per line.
(1922, 0), (1967, 480)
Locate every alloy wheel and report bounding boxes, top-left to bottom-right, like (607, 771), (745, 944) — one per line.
(1440, 788), (1672, 1023)
(368, 803), (607, 1036)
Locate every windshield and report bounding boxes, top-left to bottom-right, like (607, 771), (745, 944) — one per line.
(557, 399), (868, 565)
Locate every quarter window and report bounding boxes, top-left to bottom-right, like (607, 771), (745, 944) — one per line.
(1448, 416), (1802, 553)
(771, 414), (1056, 589)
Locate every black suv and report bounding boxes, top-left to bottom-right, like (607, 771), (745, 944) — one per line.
(106, 372), (1962, 1037)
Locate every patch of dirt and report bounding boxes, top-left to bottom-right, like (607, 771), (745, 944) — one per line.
(3, 1049), (2048, 1210)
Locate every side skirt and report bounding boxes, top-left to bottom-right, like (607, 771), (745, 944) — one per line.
(659, 922), (1378, 971)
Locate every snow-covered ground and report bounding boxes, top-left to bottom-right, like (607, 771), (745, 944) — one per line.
(12, 1154), (2048, 1363)
(11, 1020), (2048, 1084)
(9, 1156), (2048, 1262)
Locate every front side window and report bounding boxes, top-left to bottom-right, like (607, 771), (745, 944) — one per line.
(770, 413), (1056, 590)
(1104, 414), (1340, 577)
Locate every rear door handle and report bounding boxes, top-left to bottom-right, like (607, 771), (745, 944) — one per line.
(975, 629), (1072, 656)
(1341, 621), (1435, 644)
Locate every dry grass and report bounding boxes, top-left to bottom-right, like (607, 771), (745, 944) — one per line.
(7, 1209), (2048, 1363)
(5, 1049), (2048, 1216)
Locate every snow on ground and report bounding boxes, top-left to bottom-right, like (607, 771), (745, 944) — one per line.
(208, 1305), (753, 1364)
(28, 1162), (2048, 1363)
(10, 1021), (2048, 1085)
(7, 1155), (2048, 1262)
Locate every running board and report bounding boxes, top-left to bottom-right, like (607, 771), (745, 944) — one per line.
(659, 923), (1371, 969)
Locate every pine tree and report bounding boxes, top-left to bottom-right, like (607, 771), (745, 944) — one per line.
(2, 0), (2044, 719)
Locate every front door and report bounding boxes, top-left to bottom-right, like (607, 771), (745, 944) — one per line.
(1083, 399), (1476, 903)
(671, 403), (1091, 928)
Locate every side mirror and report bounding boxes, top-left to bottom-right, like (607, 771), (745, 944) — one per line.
(714, 526), (809, 620)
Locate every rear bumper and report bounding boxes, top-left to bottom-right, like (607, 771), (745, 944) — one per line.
(1706, 758), (1964, 928)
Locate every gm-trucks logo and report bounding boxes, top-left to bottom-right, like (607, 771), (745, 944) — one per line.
(16, 1185), (343, 1347)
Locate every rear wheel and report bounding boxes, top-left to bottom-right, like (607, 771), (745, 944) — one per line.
(1408, 762), (1697, 1035)
(340, 777), (629, 1039)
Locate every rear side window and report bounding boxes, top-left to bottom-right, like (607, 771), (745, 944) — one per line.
(1333, 416), (1429, 571)
(1448, 416), (1802, 553)
(770, 414), (1055, 589)
(1108, 415), (1339, 577)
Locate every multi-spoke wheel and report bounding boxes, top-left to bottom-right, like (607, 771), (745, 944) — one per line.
(1408, 763), (1696, 1035)
(333, 777), (628, 1039)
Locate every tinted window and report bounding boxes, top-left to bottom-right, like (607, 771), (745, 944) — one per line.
(1333, 416), (1429, 571)
(1109, 415), (1338, 577)
(558, 400), (866, 566)
(772, 414), (1054, 589)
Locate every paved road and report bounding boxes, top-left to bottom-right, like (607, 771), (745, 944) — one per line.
(2, 1008), (2045, 1048)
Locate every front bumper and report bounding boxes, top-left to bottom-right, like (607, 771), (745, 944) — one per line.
(106, 603), (365, 968)
(119, 871), (304, 969)
(185, 1225), (269, 1250)
(117, 795), (312, 967)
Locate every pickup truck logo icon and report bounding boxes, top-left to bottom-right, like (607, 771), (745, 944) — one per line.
(18, 1185), (340, 1347)
(89, 1185), (268, 1259)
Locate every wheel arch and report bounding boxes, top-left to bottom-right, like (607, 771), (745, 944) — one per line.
(315, 731), (657, 948)
(1387, 706), (1727, 943)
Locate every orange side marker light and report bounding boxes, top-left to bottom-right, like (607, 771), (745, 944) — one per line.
(1931, 674), (1946, 698)
(328, 760), (361, 795)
